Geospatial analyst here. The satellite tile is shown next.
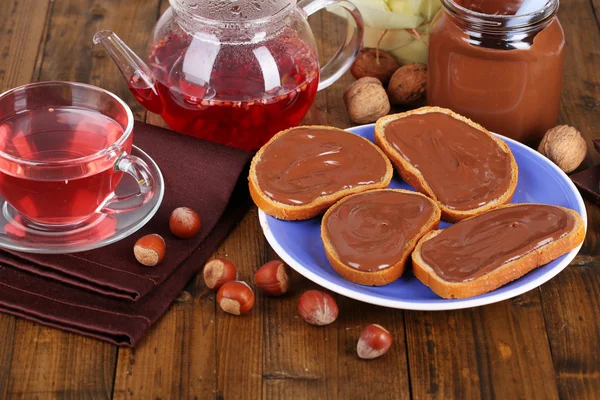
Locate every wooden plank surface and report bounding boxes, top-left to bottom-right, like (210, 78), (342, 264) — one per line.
(0, 1), (52, 396)
(540, 0), (600, 398)
(405, 292), (559, 400)
(0, 0), (599, 399)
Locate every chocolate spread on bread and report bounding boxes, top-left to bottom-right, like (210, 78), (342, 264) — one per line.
(255, 128), (388, 205)
(325, 191), (436, 272)
(383, 112), (512, 210)
(420, 204), (575, 282)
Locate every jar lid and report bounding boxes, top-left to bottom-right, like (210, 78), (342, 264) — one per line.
(443, 0), (558, 30)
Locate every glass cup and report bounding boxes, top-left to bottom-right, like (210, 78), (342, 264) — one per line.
(0, 81), (155, 233)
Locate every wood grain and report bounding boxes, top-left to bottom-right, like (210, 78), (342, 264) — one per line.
(405, 290), (559, 400)
(4, 1), (161, 399)
(36, 0), (157, 120)
(7, 322), (117, 400)
(540, 266), (600, 399)
(336, 303), (410, 400)
(112, 283), (217, 400)
(262, 252), (340, 400)
(540, 0), (600, 398)
(214, 209), (265, 400)
(0, 0), (51, 90)
(0, 314), (16, 400)
(0, 0), (52, 398)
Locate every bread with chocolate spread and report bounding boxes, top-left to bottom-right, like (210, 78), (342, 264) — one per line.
(321, 189), (441, 286)
(249, 126), (393, 220)
(412, 203), (585, 299)
(375, 107), (518, 222)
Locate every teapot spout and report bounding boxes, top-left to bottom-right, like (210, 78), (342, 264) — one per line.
(93, 30), (163, 114)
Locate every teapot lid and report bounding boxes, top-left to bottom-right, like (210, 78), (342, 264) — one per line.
(171, 0), (294, 23)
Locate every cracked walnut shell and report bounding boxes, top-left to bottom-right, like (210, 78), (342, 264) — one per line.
(343, 77), (391, 124)
(538, 125), (587, 173)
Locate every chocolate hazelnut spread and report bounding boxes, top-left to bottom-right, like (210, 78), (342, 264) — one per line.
(428, 0), (565, 143)
(383, 112), (512, 210)
(420, 204), (575, 282)
(325, 191), (437, 272)
(255, 127), (388, 205)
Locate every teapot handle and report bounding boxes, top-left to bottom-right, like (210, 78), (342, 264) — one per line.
(299, 0), (364, 91)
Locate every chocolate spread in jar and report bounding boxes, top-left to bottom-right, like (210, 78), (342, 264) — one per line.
(255, 127), (388, 205)
(325, 190), (437, 272)
(420, 204), (575, 282)
(383, 112), (512, 210)
(427, 0), (565, 143)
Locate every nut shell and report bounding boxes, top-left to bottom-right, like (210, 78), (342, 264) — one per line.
(217, 281), (255, 315)
(169, 207), (201, 239)
(133, 234), (166, 267)
(254, 260), (291, 296)
(344, 77), (391, 124)
(387, 64), (427, 105)
(297, 290), (339, 326)
(357, 324), (393, 360)
(203, 258), (237, 290)
(538, 125), (587, 173)
(351, 48), (401, 85)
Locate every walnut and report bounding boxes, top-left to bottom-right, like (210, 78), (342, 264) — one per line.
(350, 48), (401, 85)
(387, 64), (427, 105)
(343, 77), (390, 124)
(538, 125), (587, 173)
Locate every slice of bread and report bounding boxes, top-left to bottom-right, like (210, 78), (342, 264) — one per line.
(321, 189), (441, 286)
(412, 204), (586, 299)
(375, 106), (518, 222)
(249, 126), (393, 220)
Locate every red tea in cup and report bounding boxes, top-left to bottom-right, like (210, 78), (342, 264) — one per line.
(0, 82), (155, 231)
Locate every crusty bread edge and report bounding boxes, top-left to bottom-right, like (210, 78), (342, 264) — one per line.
(249, 125), (393, 220)
(374, 106), (519, 222)
(411, 204), (586, 299)
(321, 189), (441, 286)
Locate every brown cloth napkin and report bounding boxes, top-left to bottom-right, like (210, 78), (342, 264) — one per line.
(0, 121), (253, 345)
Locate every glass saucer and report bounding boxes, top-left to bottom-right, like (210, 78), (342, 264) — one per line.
(0, 146), (164, 254)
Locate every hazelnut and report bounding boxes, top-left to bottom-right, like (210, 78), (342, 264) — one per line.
(538, 125), (587, 173)
(133, 234), (166, 267)
(169, 207), (201, 238)
(387, 64), (427, 105)
(203, 258), (237, 290)
(217, 281), (255, 315)
(350, 48), (401, 85)
(254, 260), (290, 296)
(343, 77), (391, 124)
(357, 324), (393, 360)
(297, 290), (338, 326)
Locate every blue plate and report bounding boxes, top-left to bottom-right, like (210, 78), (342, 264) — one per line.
(259, 124), (587, 310)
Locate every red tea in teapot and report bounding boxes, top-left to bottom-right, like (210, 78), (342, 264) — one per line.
(128, 32), (319, 151)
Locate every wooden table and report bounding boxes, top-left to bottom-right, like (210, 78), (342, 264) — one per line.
(1, 0), (599, 399)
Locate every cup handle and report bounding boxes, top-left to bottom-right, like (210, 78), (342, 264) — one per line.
(101, 152), (155, 214)
(299, 0), (364, 91)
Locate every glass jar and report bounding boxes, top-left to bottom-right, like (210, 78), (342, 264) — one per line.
(427, 0), (565, 143)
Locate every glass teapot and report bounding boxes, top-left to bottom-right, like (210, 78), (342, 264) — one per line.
(94, 0), (363, 150)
